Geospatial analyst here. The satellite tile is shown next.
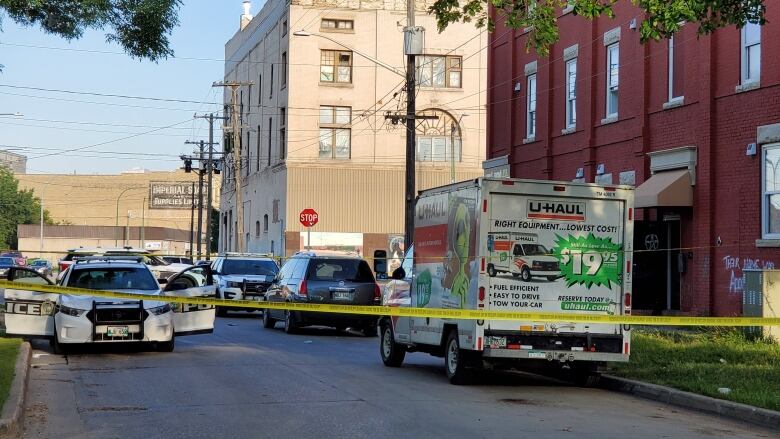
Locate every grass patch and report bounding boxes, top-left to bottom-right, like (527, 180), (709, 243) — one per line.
(0, 338), (21, 410)
(610, 329), (780, 411)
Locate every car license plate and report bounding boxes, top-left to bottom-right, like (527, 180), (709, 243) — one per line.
(485, 336), (507, 349)
(333, 291), (352, 300)
(107, 326), (129, 337)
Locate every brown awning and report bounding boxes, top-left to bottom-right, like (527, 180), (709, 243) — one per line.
(635, 169), (693, 208)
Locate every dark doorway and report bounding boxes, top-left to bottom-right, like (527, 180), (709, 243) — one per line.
(633, 218), (681, 313)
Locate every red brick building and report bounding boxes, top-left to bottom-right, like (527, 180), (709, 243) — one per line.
(486, 3), (780, 316)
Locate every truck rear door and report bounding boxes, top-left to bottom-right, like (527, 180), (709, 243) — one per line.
(485, 188), (626, 338)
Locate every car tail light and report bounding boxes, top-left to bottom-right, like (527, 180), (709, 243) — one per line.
(299, 280), (308, 297)
(373, 283), (381, 301)
(59, 262), (68, 272)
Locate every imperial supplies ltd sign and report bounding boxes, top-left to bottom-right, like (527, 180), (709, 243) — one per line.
(148, 182), (199, 209)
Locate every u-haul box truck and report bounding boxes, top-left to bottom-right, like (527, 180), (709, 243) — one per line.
(379, 178), (634, 384)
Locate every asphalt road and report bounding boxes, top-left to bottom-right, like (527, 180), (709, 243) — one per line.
(22, 314), (777, 439)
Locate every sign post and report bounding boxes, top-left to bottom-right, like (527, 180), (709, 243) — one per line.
(299, 208), (319, 250)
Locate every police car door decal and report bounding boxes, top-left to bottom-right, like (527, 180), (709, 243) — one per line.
(3, 268), (57, 337)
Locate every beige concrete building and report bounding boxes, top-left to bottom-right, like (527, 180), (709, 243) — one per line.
(220, 0), (487, 258)
(16, 170), (220, 257)
(0, 150), (27, 173)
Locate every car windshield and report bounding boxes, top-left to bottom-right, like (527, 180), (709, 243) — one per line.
(67, 267), (159, 291)
(221, 259), (278, 276)
(522, 244), (550, 256)
(307, 258), (375, 283)
(0, 257), (15, 265)
(63, 252), (97, 261)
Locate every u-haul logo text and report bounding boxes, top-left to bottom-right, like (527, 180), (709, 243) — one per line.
(527, 200), (586, 221)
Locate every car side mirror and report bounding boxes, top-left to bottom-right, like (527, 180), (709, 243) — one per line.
(391, 267), (406, 280)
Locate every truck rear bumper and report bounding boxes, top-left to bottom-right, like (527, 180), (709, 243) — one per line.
(483, 348), (628, 362)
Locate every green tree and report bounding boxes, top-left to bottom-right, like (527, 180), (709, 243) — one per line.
(0, 0), (181, 67)
(430, 0), (766, 56)
(0, 167), (52, 249)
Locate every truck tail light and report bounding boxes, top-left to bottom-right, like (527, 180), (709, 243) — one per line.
(299, 280), (308, 297)
(478, 286), (485, 302)
(373, 283), (381, 301)
(624, 292), (631, 308)
(481, 258), (485, 272)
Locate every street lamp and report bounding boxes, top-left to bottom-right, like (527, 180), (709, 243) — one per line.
(115, 187), (141, 246)
(293, 31), (405, 78)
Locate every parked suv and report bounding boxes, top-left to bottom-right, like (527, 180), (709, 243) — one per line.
(211, 253), (279, 316)
(263, 251), (381, 336)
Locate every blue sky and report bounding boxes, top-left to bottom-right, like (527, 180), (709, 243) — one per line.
(0, 1), (257, 174)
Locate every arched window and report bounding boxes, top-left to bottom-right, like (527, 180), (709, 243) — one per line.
(263, 214), (269, 233)
(416, 109), (462, 162)
(255, 220), (261, 236)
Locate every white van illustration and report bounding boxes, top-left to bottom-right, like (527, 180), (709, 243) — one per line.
(487, 232), (560, 281)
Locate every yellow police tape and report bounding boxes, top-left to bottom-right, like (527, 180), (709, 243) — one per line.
(1, 280), (778, 327)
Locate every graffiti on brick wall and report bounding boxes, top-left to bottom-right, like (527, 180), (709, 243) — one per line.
(723, 255), (776, 294)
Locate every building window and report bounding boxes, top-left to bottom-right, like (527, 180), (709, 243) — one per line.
(416, 55), (462, 88)
(267, 117), (272, 165)
(606, 42), (619, 117)
(763, 144), (780, 238)
(320, 50), (352, 83)
(270, 64), (274, 98)
(245, 131), (251, 175)
(319, 106), (351, 159)
(668, 35), (685, 101)
(279, 107), (286, 160)
(741, 21), (761, 85)
(255, 220), (261, 236)
(263, 214), (269, 233)
(282, 20), (287, 36)
(526, 74), (537, 139)
(565, 59), (576, 129)
(321, 19), (353, 30)
(256, 124), (261, 169)
(256, 75), (262, 105)
(281, 52), (287, 86)
(415, 109), (461, 162)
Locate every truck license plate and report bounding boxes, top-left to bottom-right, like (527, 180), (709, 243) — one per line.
(107, 326), (129, 337)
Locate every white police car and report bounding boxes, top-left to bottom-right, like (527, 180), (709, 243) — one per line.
(211, 254), (279, 316)
(3, 256), (215, 353)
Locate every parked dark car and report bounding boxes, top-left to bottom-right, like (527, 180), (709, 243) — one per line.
(0, 256), (17, 277)
(1, 252), (26, 266)
(263, 251), (381, 336)
(28, 259), (53, 277)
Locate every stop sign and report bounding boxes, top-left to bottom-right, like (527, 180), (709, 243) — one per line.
(299, 208), (319, 228)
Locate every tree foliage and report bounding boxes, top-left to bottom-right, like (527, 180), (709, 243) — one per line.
(0, 0), (181, 62)
(429, 0), (766, 56)
(0, 167), (52, 250)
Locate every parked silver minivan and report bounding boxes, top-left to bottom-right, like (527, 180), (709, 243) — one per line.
(263, 251), (381, 336)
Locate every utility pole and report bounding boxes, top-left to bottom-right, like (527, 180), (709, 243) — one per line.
(189, 182), (195, 257)
(185, 140), (206, 259)
(404, 0), (416, 250)
(196, 113), (228, 261)
(213, 81), (252, 253)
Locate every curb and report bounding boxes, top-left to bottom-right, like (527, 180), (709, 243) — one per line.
(600, 374), (780, 430)
(0, 342), (31, 439)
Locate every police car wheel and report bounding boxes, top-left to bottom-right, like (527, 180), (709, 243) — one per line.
(157, 335), (175, 352)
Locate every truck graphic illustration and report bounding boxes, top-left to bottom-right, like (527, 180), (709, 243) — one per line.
(487, 232), (560, 281)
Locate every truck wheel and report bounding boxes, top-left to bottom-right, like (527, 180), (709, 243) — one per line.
(262, 310), (276, 329)
(521, 267), (532, 282)
(380, 322), (405, 367)
(445, 331), (471, 384)
(284, 310), (298, 334)
(487, 264), (497, 277)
